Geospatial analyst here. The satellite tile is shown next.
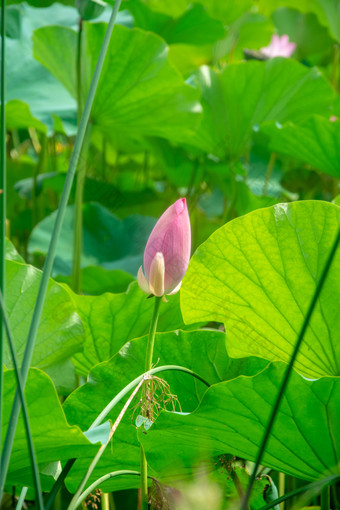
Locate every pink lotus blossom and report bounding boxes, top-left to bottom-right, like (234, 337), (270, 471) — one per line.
(137, 198), (191, 297)
(261, 34), (296, 58)
(330, 116), (338, 122)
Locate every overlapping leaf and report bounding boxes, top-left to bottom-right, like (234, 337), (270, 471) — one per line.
(4, 259), (84, 370)
(258, 116), (340, 178)
(63, 329), (266, 491)
(140, 363), (340, 482)
(32, 23), (201, 141)
(184, 59), (334, 159)
(181, 200), (340, 378)
(2, 369), (99, 490)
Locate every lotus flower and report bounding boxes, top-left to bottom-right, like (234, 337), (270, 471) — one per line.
(137, 198), (191, 297)
(260, 34), (296, 58)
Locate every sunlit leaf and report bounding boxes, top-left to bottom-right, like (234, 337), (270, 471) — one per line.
(181, 200), (340, 378)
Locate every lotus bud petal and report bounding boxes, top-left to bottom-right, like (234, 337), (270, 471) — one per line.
(260, 34), (296, 58)
(137, 198), (191, 296)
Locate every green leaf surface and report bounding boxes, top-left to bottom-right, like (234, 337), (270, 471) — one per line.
(70, 283), (187, 375)
(258, 116), (340, 178)
(6, 99), (47, 132)
(127, 1), (225, 46)
(6, 3), (78, 132)
(181, 200), (340, 378)
(140, 363), (340, 483)
(32, 23), (201, 141)
(5, 238), (24, 262)
(314, 0), (340, 42)
(28, 202), (156, 277)
(56, 266), (135, 295)
(185, 59), (334, 158)
(2, 368), (98, 490)
(4, 260), (84, 370)
(63, 329), (266, 492)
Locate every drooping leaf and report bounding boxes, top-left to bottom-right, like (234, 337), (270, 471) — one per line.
(140, 363), (340, 482)
(258, 116), (340, 178)
(4, 260), (84, 370)
(32, 23), (201, 141)
(184, 59), (334, 159)
(28, 202), (156, 277)
(6, 99), (47, 132)
(181, 200), (340, 378)
(2, 368), (99, 490)
(63, 329), (266, 491)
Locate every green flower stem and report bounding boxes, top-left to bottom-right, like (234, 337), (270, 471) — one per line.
(15, 487), (28, 510)
(89, 365), (210, 430)
(45, 365), (210, 510)
(144, 297), (162, 372)
(240, 227), (340, 510)
(0, 292), (44, 509)
(0, 0), (6, 472)
(68, 378), (145, 510)
(74, 471), (143, 509)
(259, 475), (340, 510)
(0, 0), (122, 500)
(141, 296), (162, 510)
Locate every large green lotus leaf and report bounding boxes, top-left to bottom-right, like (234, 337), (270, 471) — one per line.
(32, 23), (201, 141)
(6, 3), (79, 133)
(185, 59), (334, 159)
(4, 260), (84, 370)
(258, 117), (340, 178)
(127, 1), (225, 46)
(181, 200), (340, 379)
(2, 368), (99, 490)
(63, 329), (266, 492)
(70, 283), (186, 375)
(134, 0), (253, 24)
(140, 362), (340, 483)
(28, 202), (156, 277)
(56, 266), (135, 295)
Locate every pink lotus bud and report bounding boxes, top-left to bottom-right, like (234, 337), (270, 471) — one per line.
(260, 34), (296, 58)
(330, 115), (338, 122)
(137, 198), (191, 297)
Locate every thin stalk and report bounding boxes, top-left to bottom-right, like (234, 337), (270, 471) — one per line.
(71, 124), (92, 293)
(240, 227), (340, 510)
(141, 297), (162, 510)
(332, 44), (339, 93)
(90, 365), (209, 431)
(144, 297), (162, 372)
(259, 475), (340, 510)
(102, 493), (110, 510)
(74, 471), (142, 509)
(0, 0), (122, 499)
(44, 459), (75, 510)
(67, 378), (144, 510)
(263, 153), (276, 196)
(278, 472), (285, 510)
(15, 487), (28, 510)
(71, 16), (85, 293)
(32, 132), (47, 228)
(0, 292), (44, 509)
(321, 486), (330, 510)
(45, 365), (210, 510)
(0, 0), (6, 471)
